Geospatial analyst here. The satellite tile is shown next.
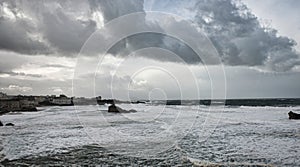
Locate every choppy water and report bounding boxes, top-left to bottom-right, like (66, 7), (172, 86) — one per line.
(0, 104), (300, 166)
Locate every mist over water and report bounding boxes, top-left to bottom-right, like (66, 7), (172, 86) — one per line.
(1, 104), (300, 166)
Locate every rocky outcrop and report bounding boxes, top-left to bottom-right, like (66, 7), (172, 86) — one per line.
(5, 123), (14, 126)
(0, 121), (14, 126)
(288, 111), (300, 119)
(108, 104), (137, 113)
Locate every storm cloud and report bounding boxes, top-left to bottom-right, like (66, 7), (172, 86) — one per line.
(0, 0), (299, 72)
(146, 0), (300, 71)
(192, 0), (300, 71)
(0, 4), (48, 54)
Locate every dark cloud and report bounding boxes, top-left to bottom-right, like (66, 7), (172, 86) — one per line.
(88, 0), (144, 22)
(98, 0), (300, 71)
(0, 0), (145, 55)
(143, 0), (300, 71)
(192, 0), (300, 71)
(0, 0), (97, 55)
(0, 0), (299, 71)
(0, 2), (48, 54)
(41, 10), (96, 54)
(107, 33), (202, 64)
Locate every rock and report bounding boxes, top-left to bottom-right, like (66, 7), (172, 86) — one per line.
(108, 104), (137, 113)
(108, 104), (121, 113)
(5, 123), (14, 126)
(0, 121), (3, 126)
(128, 109), (137, 113)
(288, 111), (300, 119)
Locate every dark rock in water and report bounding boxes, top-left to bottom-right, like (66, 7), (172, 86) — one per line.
(128, 109), (137, 113)
(5, 123), (14, 126)
(288, 111), (300, 119)
(108, 104), (122, 113)
(108, 104), (137, 113)
(0, 120), (3, 126)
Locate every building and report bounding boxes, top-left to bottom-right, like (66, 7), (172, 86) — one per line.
(0, 99), (37, 113)
(49, 94), (74, 106)
(34, 96), (48, 104)
(73, 97), (97, 105)
(0, 92), (38, 112)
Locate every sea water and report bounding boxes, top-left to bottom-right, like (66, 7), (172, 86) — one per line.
(0, 104), (299, 166)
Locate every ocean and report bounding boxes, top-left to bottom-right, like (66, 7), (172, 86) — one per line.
(0, 104), (300, 166)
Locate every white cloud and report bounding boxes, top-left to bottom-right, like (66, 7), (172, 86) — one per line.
(1, 85), (33, 93)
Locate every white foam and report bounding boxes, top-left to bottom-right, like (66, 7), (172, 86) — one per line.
(0, 104), (299, 165)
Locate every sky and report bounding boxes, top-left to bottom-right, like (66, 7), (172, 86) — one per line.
(0, 0), (300, 100)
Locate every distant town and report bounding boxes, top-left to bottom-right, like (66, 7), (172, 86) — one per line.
(0, 92), (147, 114)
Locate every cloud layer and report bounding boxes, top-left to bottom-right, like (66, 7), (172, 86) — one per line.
(193, 0), (300, 71)
(0, 0), (299, 71)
